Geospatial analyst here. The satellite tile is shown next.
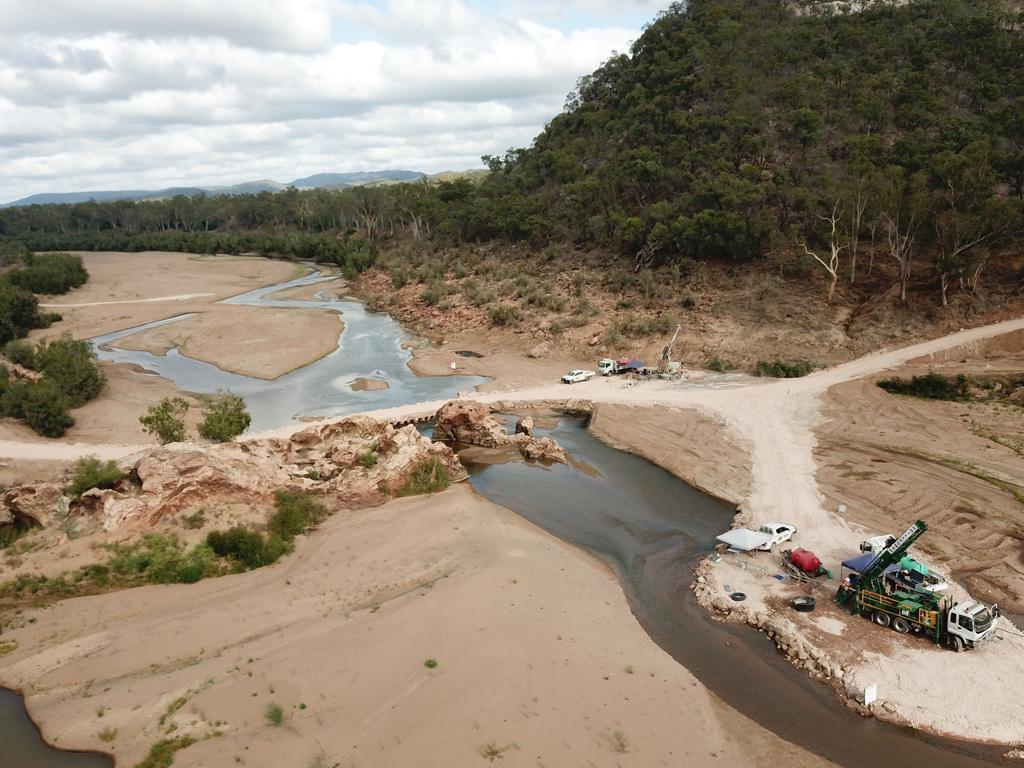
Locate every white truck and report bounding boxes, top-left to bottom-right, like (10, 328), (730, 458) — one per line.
(597, 358), (646, 376)
(561, 369), (595, 384)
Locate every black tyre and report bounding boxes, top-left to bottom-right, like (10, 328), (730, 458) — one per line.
(793, 596), (816, 613)
(892, 617), (911, 634)
(951, 635), (964, 653)
(730, 592), (747, 602)
(873, 611), (891, 628)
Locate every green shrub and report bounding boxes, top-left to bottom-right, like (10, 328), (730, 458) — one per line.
(421, 281), (452, 306)
(20, 380), (74, 437)
(358, 450), (378, 468)
(706, 355), (732, 372)
(754, 359), (815, 378)
(35, 334), (106, 406)
(0, 283), (42, 345)
(265, 703), (284, 726)
(878, 372), (972, 401)
(268, 490), (327, 542)
(397, 457), (450, 497)
(66, 455), (125, 497)
(198, 391), (250, 442)
(3, 339), (35, 369)
(487, 305), (521, 327)
(206, 527), (273, 569)
(139, 397), (190, 444)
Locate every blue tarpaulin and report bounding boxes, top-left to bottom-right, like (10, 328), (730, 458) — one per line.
(841, 553), (876, 573)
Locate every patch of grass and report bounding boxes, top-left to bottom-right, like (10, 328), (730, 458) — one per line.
(358, 450), (378, 468)
(754, 358), (815, 378)
(424, 658), (438, 669)
(265, 702), (284, 726)
(134, 736), (197, 768)
(0, 640), (17, 655)
(611, 729), (629, 753)
(479, 741), (510, 762)
(98, 727), (118, 743)
(159, 695), (190, 727)
(309, 751), (339, 768)
(180, 510), (206, 530)
(396, 457), (450, 497)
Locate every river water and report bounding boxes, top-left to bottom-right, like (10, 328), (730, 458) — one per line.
(91, 271), (489, 432)
(0, 689), (112, 768)
(2, 275), (1006, 767)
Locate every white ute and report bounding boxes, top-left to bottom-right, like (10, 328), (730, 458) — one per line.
(757, 522), (797, 551)
(561, 369), (595, 384)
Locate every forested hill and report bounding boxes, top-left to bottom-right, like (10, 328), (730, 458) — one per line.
(1, 0), (1022, 311)
(481, 0), (1023, 286)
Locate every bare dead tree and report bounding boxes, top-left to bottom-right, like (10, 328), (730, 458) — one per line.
(883, 209), (919, 303)
(848, 186), (867, 284)
(801, 200), (846, 301)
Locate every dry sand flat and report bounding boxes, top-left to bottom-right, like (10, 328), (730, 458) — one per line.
(110, 305), (343, 380)
(0, 486), (833, 768)
(30, 252), (302, 340)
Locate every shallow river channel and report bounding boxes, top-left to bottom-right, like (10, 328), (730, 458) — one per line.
(0, 274), (1008, 767)
(464, 416), (1006, 768)
(91, 270), (488, 432)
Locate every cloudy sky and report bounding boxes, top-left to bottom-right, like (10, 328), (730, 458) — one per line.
(0, 0), (665, 202)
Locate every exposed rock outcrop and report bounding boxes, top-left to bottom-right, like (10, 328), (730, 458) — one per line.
(433, 400), (567, 463)
(514, 416), (534, 436)
(433, 400), (508, 447)
(2, 417), (465, 534)
(2, 484), (64, 529)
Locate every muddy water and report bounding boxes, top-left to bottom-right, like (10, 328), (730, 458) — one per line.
(465, 417), (1004, 768)
(91, 271), (488, 432)
(0, 689), (112, 767)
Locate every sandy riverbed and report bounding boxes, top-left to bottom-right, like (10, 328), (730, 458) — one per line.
(32, 252), (301, 340)
(110, 305), (344, 380)
(0, 485), (832, 768)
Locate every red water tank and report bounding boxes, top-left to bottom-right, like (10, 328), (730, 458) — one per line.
(789, 548), (822, 574)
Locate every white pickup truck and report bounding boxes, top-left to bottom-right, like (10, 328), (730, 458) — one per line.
(561, 369), (595, 384)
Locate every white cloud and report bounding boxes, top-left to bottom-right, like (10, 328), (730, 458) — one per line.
(0, 0), (651, 202)
(0, 0), (332, 52)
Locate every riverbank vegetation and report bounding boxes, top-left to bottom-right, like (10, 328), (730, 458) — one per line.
(0, 490), (327, 608)
(0, 249), (87, 345)
(878, 372), (1024, 404)
(0, 0), (1019, 377)
(140, 393), (250, 444)
(0, 334), (106, 436)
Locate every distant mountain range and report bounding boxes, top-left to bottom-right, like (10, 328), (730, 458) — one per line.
(1, 170), (442, 207)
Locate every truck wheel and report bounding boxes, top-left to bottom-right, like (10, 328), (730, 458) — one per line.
(892, 617), (910, 634)
(873, 611), (891, 628)
(951, 635), (964, 653)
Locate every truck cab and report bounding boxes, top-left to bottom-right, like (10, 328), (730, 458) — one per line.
(597, 358), (616, 375)
(946, 600), (1000, 652)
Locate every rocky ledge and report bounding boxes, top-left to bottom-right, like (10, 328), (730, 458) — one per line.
(432, 400), (567, 463)
(2, 416), (465, 535)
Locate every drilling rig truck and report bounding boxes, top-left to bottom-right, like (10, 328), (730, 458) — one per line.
(836, 520), (1000, 652)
